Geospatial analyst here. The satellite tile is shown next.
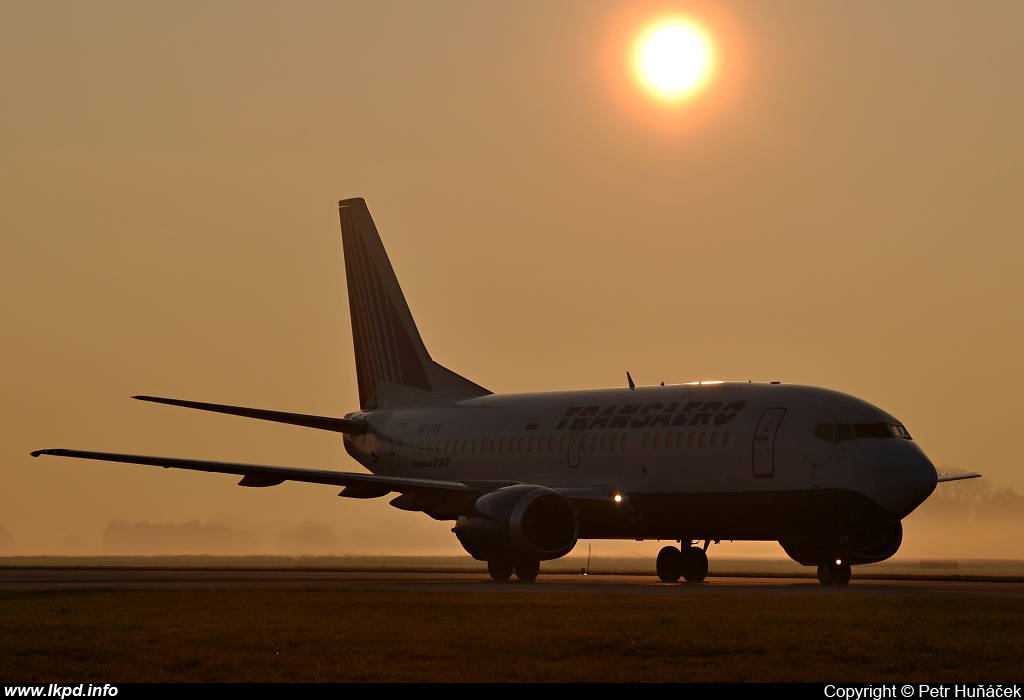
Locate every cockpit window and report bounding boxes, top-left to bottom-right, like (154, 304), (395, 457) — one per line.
(853, 423), (891, 439)
(890, 424), (911, 439)
(814, 422), (912, 444)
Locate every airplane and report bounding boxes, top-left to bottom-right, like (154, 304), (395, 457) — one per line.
(32, 197), (980, 586)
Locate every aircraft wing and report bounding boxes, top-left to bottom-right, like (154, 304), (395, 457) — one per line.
(936, 472), (982, 483)
(30, 448), (477, 499)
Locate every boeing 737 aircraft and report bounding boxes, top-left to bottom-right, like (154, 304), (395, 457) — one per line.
(33, 198), (979, 585)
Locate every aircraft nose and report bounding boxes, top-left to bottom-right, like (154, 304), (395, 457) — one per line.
(873, 440), (938, 516)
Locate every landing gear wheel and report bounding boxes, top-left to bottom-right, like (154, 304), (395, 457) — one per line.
(514, 560), (540, 582)
(832, 562), (852, 586)
(682, 546), (709, 583)
(656, 546), (683, 582)
(488, 559), (514, 582)
(817, 562), (834, 586)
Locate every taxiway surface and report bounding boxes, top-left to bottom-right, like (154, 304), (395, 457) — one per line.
(2, 569), (1022, 599)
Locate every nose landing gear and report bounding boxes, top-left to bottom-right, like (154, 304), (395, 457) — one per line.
(817, 557), (852, 586)
(656, 541), (711, 583)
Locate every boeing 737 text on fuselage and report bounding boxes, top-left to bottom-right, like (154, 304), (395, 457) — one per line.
(32, 198), (979, 585)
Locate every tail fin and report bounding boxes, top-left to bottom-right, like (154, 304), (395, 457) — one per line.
(339, 198), (490, 410)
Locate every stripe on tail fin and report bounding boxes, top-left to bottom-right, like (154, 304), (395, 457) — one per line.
(339, 198), (490, 410)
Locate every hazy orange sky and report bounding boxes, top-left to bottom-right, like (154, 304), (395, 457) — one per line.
(2, 1), (1022, 559)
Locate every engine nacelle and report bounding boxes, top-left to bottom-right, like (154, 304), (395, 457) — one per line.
(780, 521), (903, 566)
(454, 485), (579, 562)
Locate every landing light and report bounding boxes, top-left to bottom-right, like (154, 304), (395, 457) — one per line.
(614, 494), (623, 504)
(835, 558), (843, 566)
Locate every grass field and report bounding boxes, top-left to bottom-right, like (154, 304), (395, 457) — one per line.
(2, 588), (1023, 682)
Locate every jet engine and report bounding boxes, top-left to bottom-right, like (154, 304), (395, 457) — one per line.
(780, 521), (903, 566)
(454, 484), (579, 562)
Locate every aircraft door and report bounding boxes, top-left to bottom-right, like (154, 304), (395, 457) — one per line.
(568, 429), (582, 468)
(389, 423), (406, 476)
(752, 408), (786, 477)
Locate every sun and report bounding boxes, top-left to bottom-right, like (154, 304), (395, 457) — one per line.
(636, 20), (711, 99)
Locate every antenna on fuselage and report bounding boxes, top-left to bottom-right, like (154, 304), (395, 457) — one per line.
(627, 372), (635, 391)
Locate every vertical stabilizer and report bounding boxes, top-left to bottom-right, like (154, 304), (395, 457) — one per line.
(339, 198), (491, 410)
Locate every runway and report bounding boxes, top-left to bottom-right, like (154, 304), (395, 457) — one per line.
(2, 568), (1022, 598)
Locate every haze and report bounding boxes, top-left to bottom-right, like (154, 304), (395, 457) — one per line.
(1, 1), (1022, 560)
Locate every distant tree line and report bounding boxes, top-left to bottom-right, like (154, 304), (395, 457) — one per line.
(916, 472), (1024, 523)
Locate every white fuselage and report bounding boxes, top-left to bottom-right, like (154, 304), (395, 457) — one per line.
(344, 382), (937, 543)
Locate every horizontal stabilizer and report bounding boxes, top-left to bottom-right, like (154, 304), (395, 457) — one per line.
(133, 395), (367, 434)
(936, 472), (982, 483)
(30, 448), (477, 497)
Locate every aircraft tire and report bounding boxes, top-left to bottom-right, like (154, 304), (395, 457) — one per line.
(488, 558), (514, 582)
(682, 546), (708, 583)
(817, 562), (834, 585)
(514, 560), (540, 582)
(833, 562), (852, 586)
(656, 546), (683, 583)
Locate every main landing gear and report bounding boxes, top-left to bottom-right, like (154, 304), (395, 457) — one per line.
(487, 558), (540, 583)
(817, 556), (852, 586)
(656, 542), (710, 583)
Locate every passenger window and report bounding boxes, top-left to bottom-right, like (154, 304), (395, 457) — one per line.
(453, 440), (462, 455)
(676, 433), (685, 448)
(445, 440), (452, 455)
(687, 432), (695, 448)
(621, 435), (629, 450)
(653, 433), (662, 449)
(592, 435), (601, 450)
(519, 437), (527, 452)
(419, 442), (426, 456)
(642, 434), (651, 449)
(723, 431), (731, 447)
(498, 438), (506, 453)
(548, 436), (556, 451)
(665, 432), (673, 448)
(698, 432), (707, 447)
(471, 439), (479, 454)
(600, 435), (609, 450)
(528, 437), (536, 452)
(559, 436), (568, 451)
(490, 438), (498, 453)
(610, 434), (619, 450)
